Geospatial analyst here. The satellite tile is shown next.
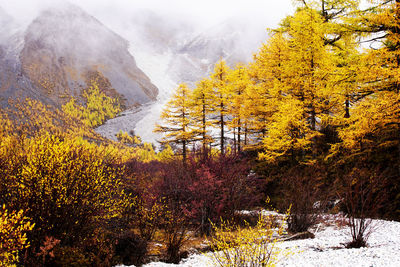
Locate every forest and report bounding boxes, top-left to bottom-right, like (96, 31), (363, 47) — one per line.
(1, 0), (400, 266)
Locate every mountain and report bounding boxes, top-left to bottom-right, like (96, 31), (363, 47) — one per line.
(0, 3), (158, 108)
(167, 17), (268, 85)
(106, 10), (267, 87)
(0, 2), (269, 143)
(0, 8), (41, 104)
(128, 9), (193, 54)
(102, 13), (269, 143)
(0, 7), (18, 42)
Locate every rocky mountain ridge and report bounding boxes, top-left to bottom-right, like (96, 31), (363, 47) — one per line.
(0, 3), (158, 108)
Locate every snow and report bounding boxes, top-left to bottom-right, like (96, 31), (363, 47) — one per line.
(94, 103), (153, 141)
(95, 46), (177, 144)
(130, 48), (177, 145)
(118, 215), (400, 267)
(277, 217), (400, 267)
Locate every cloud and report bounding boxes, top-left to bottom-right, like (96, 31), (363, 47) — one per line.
(0, 0), (294, 31)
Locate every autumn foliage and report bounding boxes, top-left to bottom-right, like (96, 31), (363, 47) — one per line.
(1, 0), (400, 265)
(154, 0), (400, 249)
(0, 205), (34, 266)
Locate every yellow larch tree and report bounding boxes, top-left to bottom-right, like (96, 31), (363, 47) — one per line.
(284, 8), (337, 132)
(210, 60), (231, 155)
(226, 65), (250, 153)
(154, 83), (195, 162)
(62, 82), (121, 128)
(257, 8), (340, 162)
(259, 97), (317, 162)
(334, 0), (400, 154)
(190, 78), (215, 155)
(247, 32), (290, 149)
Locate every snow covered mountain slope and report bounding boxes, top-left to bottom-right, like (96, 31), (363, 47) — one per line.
(0, 10), (47, 106)
(0, 2), (274, 144)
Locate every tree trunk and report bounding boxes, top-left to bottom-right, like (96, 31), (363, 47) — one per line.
(238, 118), (241, 153)
(244, 123), (248, 146)
(202, 102), (206, 156)
(233, 127), (237, 154)
(220, 101), (225, 155)
(182, 140), (187, 163)
(345, 95), (350, 118)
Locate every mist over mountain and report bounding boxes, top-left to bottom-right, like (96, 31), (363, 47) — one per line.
(0, 0), (274, 142)
(0, 7), (18, 42)
(168, 17), (268, 85)
(95, 10), (270, 143)
(0, 7), (44, 104)
(0, 2), (158, 108)
(128, 9), (194, 54)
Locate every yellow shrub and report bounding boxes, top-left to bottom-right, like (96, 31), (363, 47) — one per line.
(116, 131), (141, 146)
(2, 99), (101, 141)
(209, 211), (290, 267)
(156, 145), (174, 162)
(0, 133), (127, 254)
(63, 82), (122, 128)
(0, 205), (34, 266)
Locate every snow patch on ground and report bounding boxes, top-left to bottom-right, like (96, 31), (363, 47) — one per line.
(119, 216), (400, 267)
(277, 218), (400, 267)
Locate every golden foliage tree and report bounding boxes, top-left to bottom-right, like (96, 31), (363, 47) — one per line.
(259, 97), (318, 162)
(210, 60), (231, 155)
(333, 0), (400, 156)
(154, 83), (195, 162)
(247, 32), (290, 148)
(191, 78), (215, 154)
(250, 8), (341, 162)
(226, 65), (251, 153)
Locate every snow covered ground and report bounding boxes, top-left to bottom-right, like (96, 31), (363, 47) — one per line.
(277, 217), (400, 267)
(119, 215), (400, 267)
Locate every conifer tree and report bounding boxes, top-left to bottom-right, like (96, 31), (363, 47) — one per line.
(154, 83), (195, 162)
(210, 60), (230, 155)
(259, 97), (317, 162)
(247, 32), (290, 148)
(334, 0), (400, 154)
(226, 65), (250, 153)
(191, 78), (215, 155)
(359, 0), (400, 93)
(285, 8), (336, 131)
(254, 9), (335, 161)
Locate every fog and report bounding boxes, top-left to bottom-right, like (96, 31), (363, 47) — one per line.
(0, 0), (294, 34)
(0, 0), (295, 144)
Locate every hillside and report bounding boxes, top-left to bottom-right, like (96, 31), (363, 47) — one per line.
(0, 3), (158, 108)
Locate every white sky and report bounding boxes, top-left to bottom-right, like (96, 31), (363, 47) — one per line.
(0, 0), (295, 31)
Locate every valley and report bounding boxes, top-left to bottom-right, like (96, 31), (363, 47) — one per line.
(1, 1), (399, 267)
